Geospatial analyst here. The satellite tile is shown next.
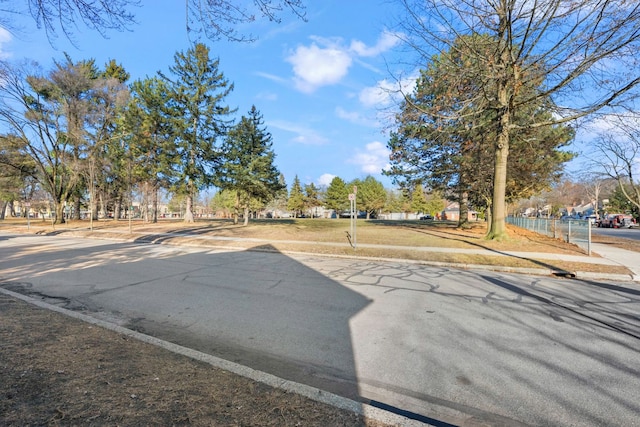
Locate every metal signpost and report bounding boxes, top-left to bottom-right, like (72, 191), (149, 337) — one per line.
(25, 202), (31, 230)
(348, 186), (357, 249)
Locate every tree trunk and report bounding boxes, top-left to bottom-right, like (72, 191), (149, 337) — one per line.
(73, 198), (81, 220)
(487, 109), (510, 240)
(141, 183), (148, 222)
(184, 193), (195, 223)
(0, 200), (6, 220)
(458, 191), (469, 229)
(152, 185), (158, 223)
(114, 195), (122, 221)
(55, 202), (65, 225)
(91, 198), (98, 221)
(243, 206), (249, 226)
(233, 192), (240, 225)
(481, 194), (492, 231)
(98, 193), (106, 219)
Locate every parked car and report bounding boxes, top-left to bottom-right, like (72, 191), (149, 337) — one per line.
(621, 216), (639, 228)
(419, 214), (433, 220)
(599, 214), (637, 228)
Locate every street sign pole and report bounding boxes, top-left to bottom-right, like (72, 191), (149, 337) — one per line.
(25, 202), (31, 230)
(348, 193), (355, 249)
(353, 186), (357, 249)
(348, 189), (357, 250)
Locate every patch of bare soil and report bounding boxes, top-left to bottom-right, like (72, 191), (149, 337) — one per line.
(0, 294), (393, 427)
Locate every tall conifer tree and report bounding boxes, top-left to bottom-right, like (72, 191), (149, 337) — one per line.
(287, 175), (305, 217)
(217, 105), (283, 225)
(160, 43), (234, 223)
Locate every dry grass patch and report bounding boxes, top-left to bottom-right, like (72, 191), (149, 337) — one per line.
(4, 217), (637, 278)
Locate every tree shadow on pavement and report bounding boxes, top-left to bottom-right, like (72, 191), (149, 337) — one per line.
(0, 238), (390, 423)
(479, 274), (640, 340)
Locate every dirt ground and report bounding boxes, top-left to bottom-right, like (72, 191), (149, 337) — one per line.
(0, 293), (393, 427)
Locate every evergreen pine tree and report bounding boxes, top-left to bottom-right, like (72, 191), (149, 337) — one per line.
(217, 105), (284, 225)
(324, 177), (349, 216)
(160, 43), (234, 223)
(287, 175), (305, 217)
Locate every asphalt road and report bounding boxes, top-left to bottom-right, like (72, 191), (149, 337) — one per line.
(592, 226), (640, 241)
(1, 233), (639, 426)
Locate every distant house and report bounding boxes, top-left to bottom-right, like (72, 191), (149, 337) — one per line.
(561, 203), (595, 218)
(440, 202), (479, 221)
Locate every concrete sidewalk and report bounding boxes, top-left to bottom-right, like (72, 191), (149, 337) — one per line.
(591, 243), (640, 282)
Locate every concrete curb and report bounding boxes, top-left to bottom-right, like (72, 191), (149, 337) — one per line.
(0, 287), (430, 427)
(574, 271), (638, 282)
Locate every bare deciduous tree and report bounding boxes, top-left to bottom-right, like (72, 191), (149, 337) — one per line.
(186, 0), (306, 42)
(395, 0), (640, 239)
(0, 0), (138, 43)
(576, 172), (617, 219)
(0, 59), (88, 223)
(590, 115), (640, 213)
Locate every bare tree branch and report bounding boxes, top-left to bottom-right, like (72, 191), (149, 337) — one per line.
(1, 0), (306, 45)
(588, 114), (640, 211)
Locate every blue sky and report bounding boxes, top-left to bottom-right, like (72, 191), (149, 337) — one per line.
(1, 1), (413, 189)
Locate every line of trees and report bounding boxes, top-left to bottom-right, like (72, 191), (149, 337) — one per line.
(210, 174), (447, 221)
(0, 44), (284, 225)
(0, 46), (448, 225)
(1, 0), (307, 223)
(5, 1), (639, 230)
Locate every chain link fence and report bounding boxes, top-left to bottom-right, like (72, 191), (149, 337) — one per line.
(506, 216), (592, 255)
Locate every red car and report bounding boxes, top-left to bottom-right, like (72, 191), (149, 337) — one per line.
(599, 214), (637, 228)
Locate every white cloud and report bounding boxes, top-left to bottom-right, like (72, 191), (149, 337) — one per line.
(359, 73), (417, 108)
(0, 27), (13, 59)
(255, 71), (288, 85)
(349, 141), (391, 174)
(286, 31), (402, 93)
(359, 83), (392, 108)
(292, 133), (329, 145)
(335, 106), (377, 127)
(349, 31), (401, 57)
(286, 41), (352, 93)
(317, 173), (336, 187)
(581, 115), (622, 136)
(256, 91), (278, 101)
(268, 120), (329, 145)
